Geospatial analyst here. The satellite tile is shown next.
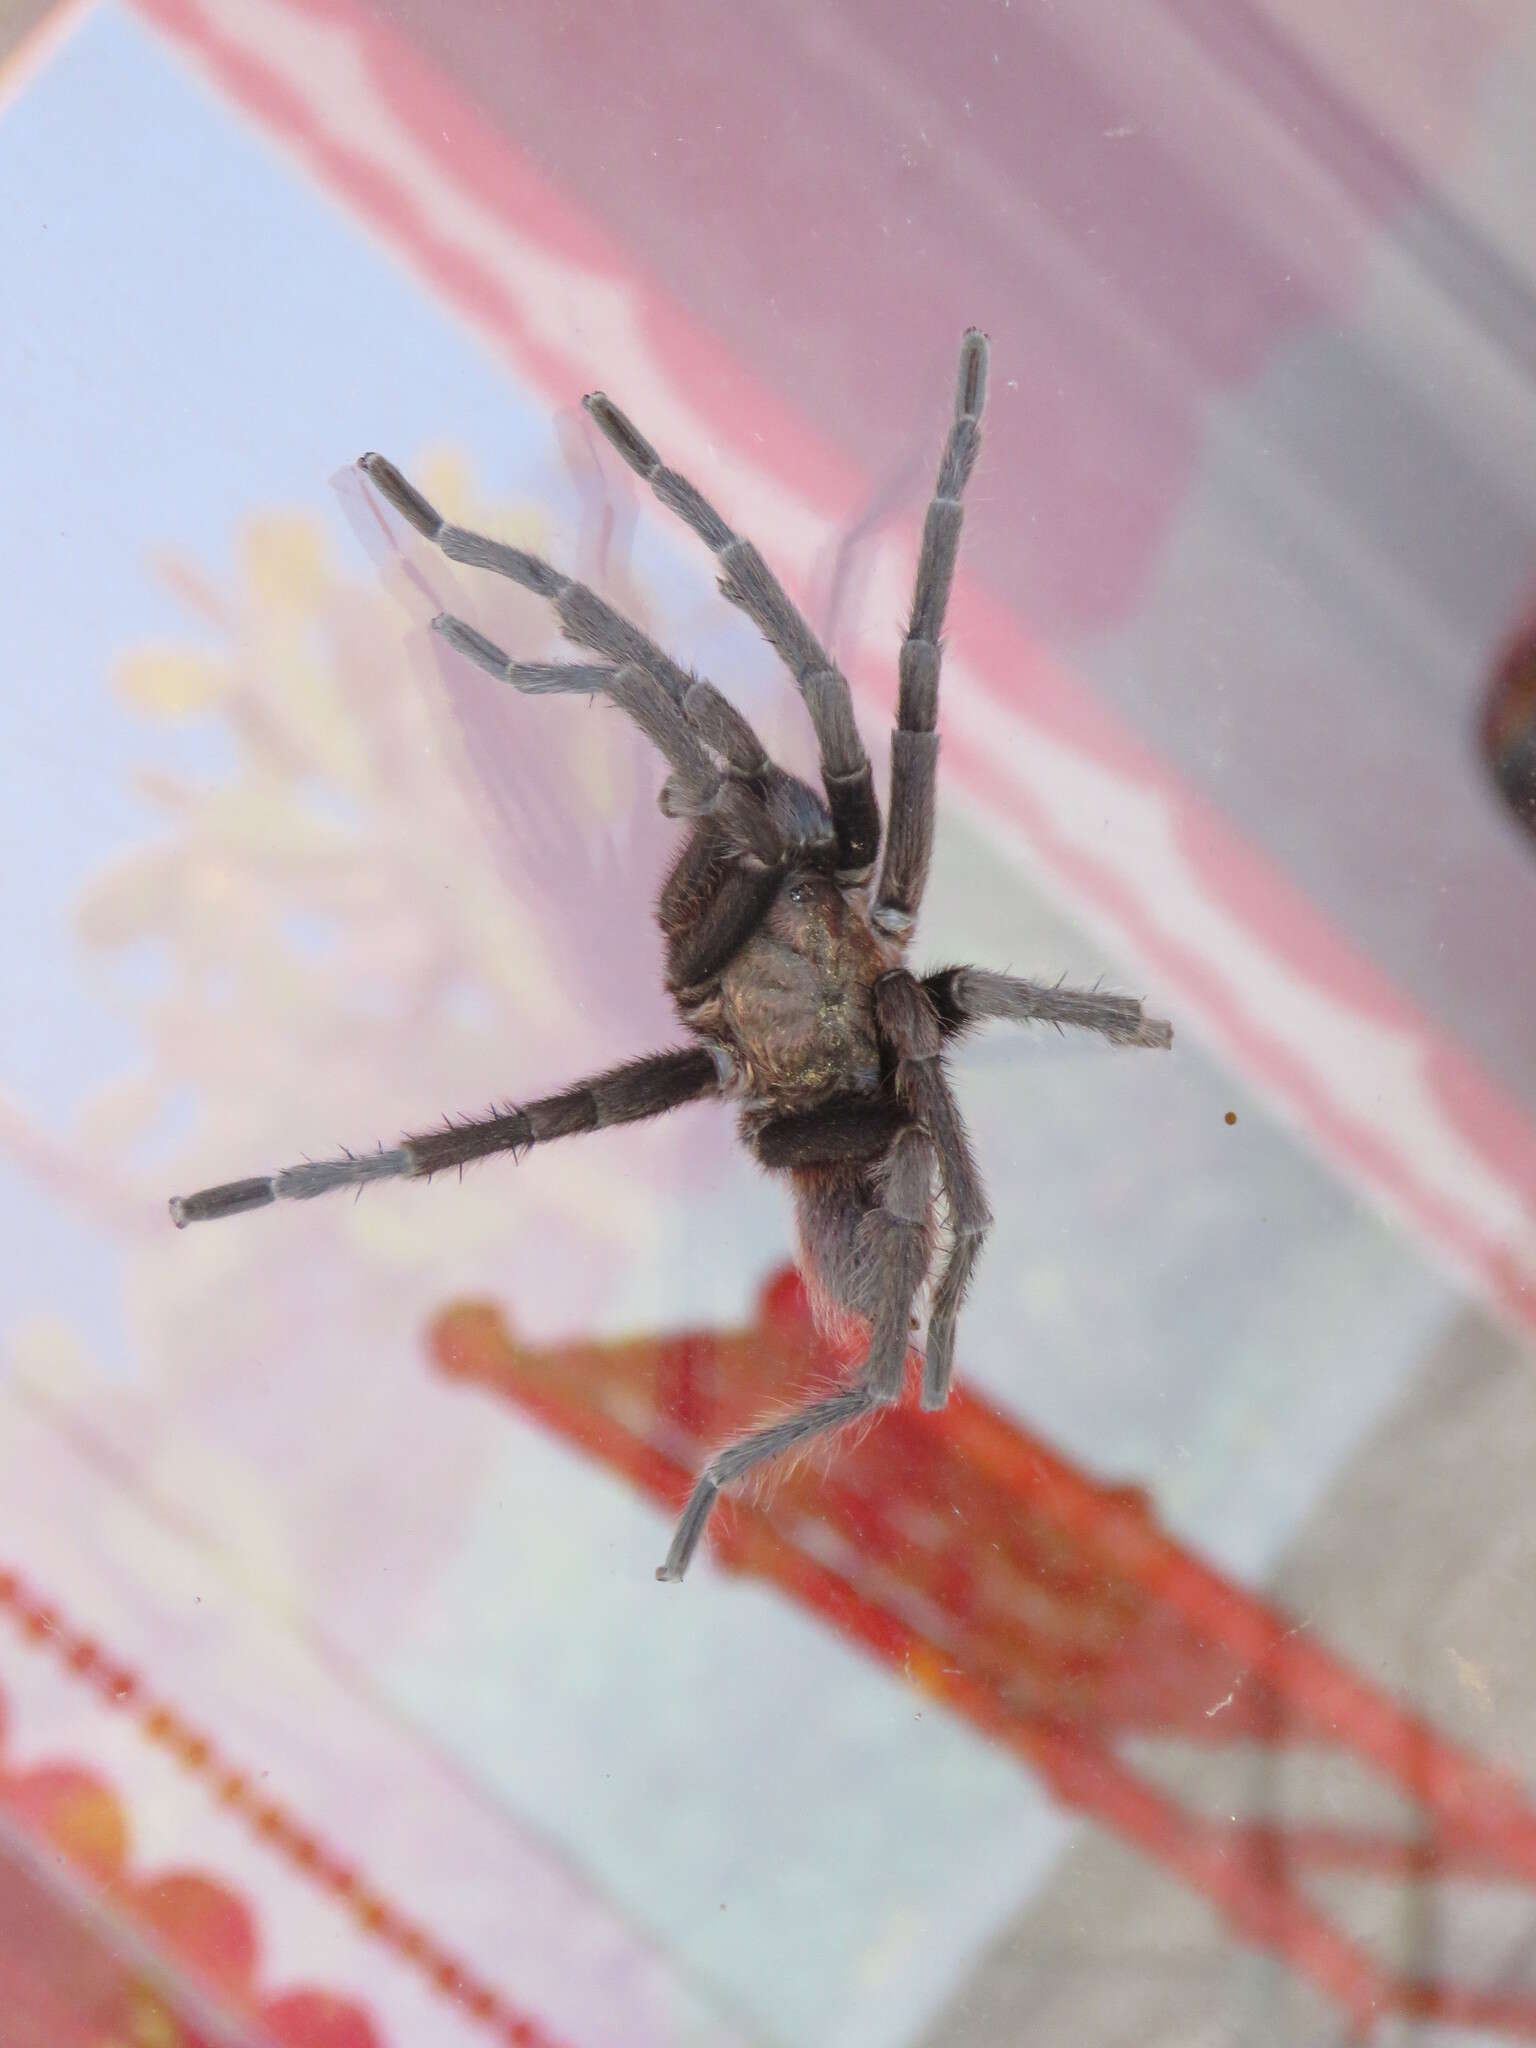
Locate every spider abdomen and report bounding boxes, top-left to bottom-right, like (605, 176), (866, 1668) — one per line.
(790, 1157), (939, 1354)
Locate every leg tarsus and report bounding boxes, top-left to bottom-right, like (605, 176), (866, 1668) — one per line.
(656, 1386), (877, 1582)
(656, 1479), (718, 1582)
(169, 1177), (276, 1228)
(923, 1227), (986, 1410)
(359, 452), (442, 538)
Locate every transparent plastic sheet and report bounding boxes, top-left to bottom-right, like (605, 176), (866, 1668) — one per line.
(1, 4), (1534, 2045)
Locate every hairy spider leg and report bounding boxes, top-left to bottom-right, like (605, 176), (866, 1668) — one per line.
(909, 963), (1175, 1399)
(169, 1047), (727, 1227)
(581, 392), (881, 886)
(751, 1096), (910, 1168)
(873, 329), (989, 943)
(875, 970), (992, 1410)
(922, 966), (1174, 1051)
(658, 1125), (935, 1580)
(360, 451), (813, 994)
(357, 453), (781, 833)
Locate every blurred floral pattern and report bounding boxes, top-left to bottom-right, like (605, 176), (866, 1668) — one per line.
(8, 451), (738, 1631)
(6, 1), (1536, 2042)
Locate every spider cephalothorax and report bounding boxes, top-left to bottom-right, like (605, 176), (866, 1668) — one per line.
(170, 332), (1171, 1581)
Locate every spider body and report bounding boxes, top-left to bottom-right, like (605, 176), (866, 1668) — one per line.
(169, 332), (1171, 1581)
(713, 867), (890, 1103)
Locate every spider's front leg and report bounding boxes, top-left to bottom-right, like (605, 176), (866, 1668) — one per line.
(873, 328), (989, 941)
(657, 1126), (935, 1581)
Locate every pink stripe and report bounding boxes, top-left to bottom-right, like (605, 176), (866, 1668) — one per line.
(129, 0), (1536, 1331)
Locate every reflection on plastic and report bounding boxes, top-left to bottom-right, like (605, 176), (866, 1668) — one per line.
(435, 1269), (1536, 2042)
(0, 1568), (567, 2048)
(1482, 616), (1536, 850)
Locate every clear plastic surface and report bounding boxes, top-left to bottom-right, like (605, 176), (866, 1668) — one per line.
(2, 3), (1534, 2043)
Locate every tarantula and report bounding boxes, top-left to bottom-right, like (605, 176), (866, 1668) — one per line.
(170, 331), (1171, 1582)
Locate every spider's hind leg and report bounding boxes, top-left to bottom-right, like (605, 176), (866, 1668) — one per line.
(875, 969), (993, 1411)
(658, 1127), (934, 1581)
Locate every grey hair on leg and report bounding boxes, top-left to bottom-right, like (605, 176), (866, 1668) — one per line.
(581, 389), (881, 882)
(927, 966), (1173, 1050)
(657, 1123), (937, 1582)
(170, 1048), (731, 1229)
(872, 329), (990, 939)
(169, 1146), (412, 1227)
(361, 451), (773, 786)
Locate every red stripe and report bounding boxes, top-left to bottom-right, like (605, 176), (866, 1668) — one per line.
(127, 0), (1536, 1336)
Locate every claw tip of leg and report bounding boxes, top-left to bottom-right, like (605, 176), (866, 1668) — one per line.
(957, 331), (990, 416)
